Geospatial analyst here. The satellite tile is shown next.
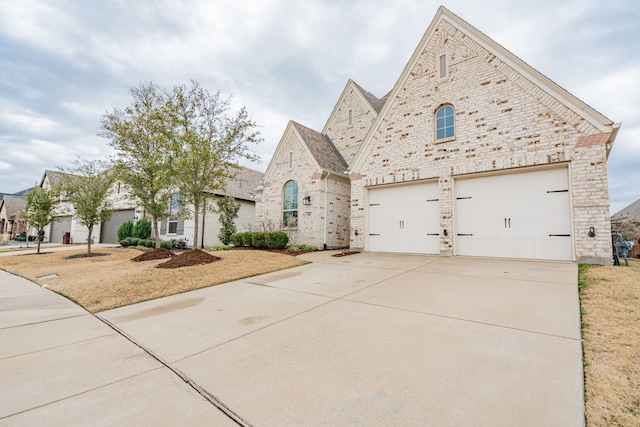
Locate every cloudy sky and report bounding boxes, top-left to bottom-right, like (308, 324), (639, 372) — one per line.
(1, 0), (638, 213)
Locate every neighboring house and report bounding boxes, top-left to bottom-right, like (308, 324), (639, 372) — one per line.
(612, 199), (640, 223)
(40, 170), (138, 244)
(256, 6), (619, 265)
(158, 166), (264, 248)
(0, 195), (27, 242)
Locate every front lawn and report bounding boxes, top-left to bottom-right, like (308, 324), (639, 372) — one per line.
(0, 248), (306, 313)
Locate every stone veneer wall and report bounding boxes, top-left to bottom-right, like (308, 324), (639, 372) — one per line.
(324, 84), (379, 166)
(350, 20), (612, 264)
(256, 128), (351, 249)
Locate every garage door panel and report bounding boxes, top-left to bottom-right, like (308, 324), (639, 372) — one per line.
(368, 182), (439, 255)
(455, 168), (573, 261)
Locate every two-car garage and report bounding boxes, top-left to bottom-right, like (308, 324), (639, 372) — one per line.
(366, 166), (574, 261)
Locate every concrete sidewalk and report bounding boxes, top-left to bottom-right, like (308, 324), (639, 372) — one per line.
(0, 270), (238, 426)
(0, 243), (118, 257)
(1, 252), (584, 426)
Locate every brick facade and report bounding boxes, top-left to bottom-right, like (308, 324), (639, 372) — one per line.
(258, 7), (617, 264)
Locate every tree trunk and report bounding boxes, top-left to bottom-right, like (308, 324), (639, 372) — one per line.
(193, 201), (200, 249)
(36, 229), (42, 254)
(152, 216), (160, 248)
(87, 224), (93, 255)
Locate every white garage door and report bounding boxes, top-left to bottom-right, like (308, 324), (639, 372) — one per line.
(367, 181), (440, 254)
(455, 167), (573, 261)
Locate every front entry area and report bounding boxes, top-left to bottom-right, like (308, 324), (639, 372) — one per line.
(454, 166), (573, 261)
(366, 181), (440, 254)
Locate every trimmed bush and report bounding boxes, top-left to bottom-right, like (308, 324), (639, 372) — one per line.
(119, 238), (131, 247)
(117, 221), (133, 241)
(129, 237), (140, 247)
(132, 218), (152, 239)
(171, 238), (188, 249)
(266, 231), (288, 249)
(251, 232), (267, 249)
(160, 240), (172, 249)
(230, 232), (244, 247)
(144, 239), (155, 248)
(241, 232), (254, 247)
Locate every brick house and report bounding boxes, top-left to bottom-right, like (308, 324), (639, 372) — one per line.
(0, 195), (27, 242)
(257, 7), (619, 264)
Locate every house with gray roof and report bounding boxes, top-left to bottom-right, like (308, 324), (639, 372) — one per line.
(158, 166), (264, 248)
(256, 7), (619, 264)
(0, 195), (28, 242)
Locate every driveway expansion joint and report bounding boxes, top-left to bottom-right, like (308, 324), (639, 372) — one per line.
(96, 315), (251, 427)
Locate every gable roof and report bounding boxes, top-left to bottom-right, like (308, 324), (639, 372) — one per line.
(351, 6), (620, 172)
(321, 79), (387, 135)
(0, 195), (27, 220)
(612, 198), (640, 221)
(292, 122), (348, 173)
(40, 170), (75, 188)
(208, 166), (264, 201)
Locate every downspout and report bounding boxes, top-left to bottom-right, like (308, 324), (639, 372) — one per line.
(323, 172), (330, 250)
(201, 198), (206, 249)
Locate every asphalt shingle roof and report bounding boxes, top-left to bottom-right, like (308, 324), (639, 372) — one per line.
(292, 121), (348, 174)
(612, 198), (640, 221)
(1, 195), (27, 220)
(351, 81), (388, 114)
(210, 166), (264, 201)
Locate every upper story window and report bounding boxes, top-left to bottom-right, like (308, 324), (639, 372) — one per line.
(436, 105), (455, 141)
(283, 181), (298, 228)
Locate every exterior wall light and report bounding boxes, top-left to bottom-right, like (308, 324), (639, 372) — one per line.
(302, 194), (311, 205)
(588, 227), (596, 237)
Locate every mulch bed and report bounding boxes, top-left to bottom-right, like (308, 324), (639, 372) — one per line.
(156, 249), (221, 269)
(332, 251), (360, 257)
(65, 253), (111, 260)
(131, 248), (175, 262)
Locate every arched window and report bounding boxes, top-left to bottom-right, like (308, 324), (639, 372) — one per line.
(283, 181), (298, 228)
(436, 105), (454, 140)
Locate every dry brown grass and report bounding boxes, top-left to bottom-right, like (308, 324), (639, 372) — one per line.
(581, 257), (640, 426)
(0, 248), (306, 313)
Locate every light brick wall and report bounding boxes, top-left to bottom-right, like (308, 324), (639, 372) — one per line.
(350, 20), (612, 264)
(325, 85), (378, 167)
(257, 128), (351, 249)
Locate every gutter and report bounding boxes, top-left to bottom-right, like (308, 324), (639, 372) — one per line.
(606, 122), (622, 160)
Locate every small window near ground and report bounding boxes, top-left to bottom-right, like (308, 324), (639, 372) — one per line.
(436, 105), (455, 140)
(283, 181), (298, 228)
(439, 54), (447, 79)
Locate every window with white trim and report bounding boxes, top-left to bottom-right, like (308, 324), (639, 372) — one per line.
(168, 194), (179, 234)
(436, 105), (455, 140)
(283, 181), (298, 228)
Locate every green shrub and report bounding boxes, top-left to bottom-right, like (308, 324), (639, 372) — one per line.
(129, 237), (140, 246)
(119, 238), (131, 247)
(300, 244), (315, 252)
(266, 231), (289, 249)
(117, 221), (134, 241)
(212, 245), (232, 251)
(241, 232), (254, 247)
(172, 238), (188, 249)
(286, 245), (299, 253)
(230, 232), (244, 247)
(144, 239), (155, 248)
(132, 218), (152, 239)
(160, 240), (172, 249)
(251, 232), (267, 249)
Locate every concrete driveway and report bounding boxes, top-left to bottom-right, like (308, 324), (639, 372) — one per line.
(1, 251), (583, 426)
